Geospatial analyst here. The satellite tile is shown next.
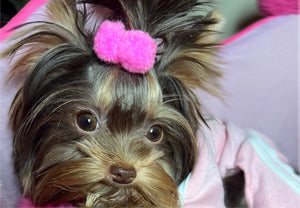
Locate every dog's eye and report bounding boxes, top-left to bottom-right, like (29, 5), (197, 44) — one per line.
(77, 113), (98, 131)
(146, 125), (163, 142)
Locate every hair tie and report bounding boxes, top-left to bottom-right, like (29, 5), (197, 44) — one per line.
(93, 21), (157, 74)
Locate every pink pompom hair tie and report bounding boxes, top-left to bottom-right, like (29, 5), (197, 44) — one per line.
(93, 21), (157, 74)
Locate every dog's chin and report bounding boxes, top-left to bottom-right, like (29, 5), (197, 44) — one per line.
(31, 158), (180, 207)
(84, 180), (146, 207)
(85, 181), (175, 207)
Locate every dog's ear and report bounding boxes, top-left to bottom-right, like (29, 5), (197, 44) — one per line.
(153, 8), (223, 129)
(3, 1), (98, 193)
(2, 0), (92, 81)
(154, 9), (223, 96)
(3, 0), (95, 136)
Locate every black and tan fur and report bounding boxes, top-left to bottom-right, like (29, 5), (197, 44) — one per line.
(1, 0), (246, 207)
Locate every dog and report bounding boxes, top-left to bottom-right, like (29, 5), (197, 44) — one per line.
(2, 0), (247, 207)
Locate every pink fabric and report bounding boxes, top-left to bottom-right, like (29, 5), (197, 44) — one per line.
(19, 197), (73, 208)
(236, 136), (300, 207)
(258, 0), (299, 16)
(0, 0), (48, 42)
(183, 120), (300, 207)
(221, 16), (279, 45)
(93, 21), (157, 74)
(222, 0), (299, 45)
(183, 120), (226, 207)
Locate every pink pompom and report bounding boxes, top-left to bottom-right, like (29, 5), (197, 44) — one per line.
(120, 30), (157, 74)
(18, 197), (74, 208)
(94, 21), (125, 63)
(258, 0), (299, 16)
(93, 21), (157, 74)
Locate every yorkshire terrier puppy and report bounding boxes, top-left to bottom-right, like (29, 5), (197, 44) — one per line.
(3, 0), (231, 207)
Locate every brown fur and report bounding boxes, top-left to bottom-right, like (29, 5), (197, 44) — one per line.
(2, 0), (225, 207)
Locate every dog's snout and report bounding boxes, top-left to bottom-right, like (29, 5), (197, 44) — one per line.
(110, 165), (136, 184)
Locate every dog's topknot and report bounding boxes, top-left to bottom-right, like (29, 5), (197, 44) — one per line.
(86, 0), (222, 90)
(84, 0), (223, 131)
(4, 0), (223, 133)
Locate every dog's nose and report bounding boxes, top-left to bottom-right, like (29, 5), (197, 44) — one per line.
(110, 165), (137, 184)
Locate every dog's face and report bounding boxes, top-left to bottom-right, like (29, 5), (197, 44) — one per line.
(5, 0), (221, 207)
(12, 60), (196, 207)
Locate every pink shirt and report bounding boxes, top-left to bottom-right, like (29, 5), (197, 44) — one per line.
(178, 119), (300, 207)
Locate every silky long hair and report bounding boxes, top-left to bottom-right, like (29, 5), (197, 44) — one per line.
(3, 0), (222, 207)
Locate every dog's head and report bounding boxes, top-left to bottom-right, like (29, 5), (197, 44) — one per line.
(4, 0), (221, 207)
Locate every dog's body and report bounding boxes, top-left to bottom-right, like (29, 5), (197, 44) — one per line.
(3, 0), (299, 207)
(4, 0), (223, 207)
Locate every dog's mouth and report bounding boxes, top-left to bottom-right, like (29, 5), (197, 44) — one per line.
(82, 181), (154, 207)
(56, 173), (176, 207)
(33, 155), (179, 207)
